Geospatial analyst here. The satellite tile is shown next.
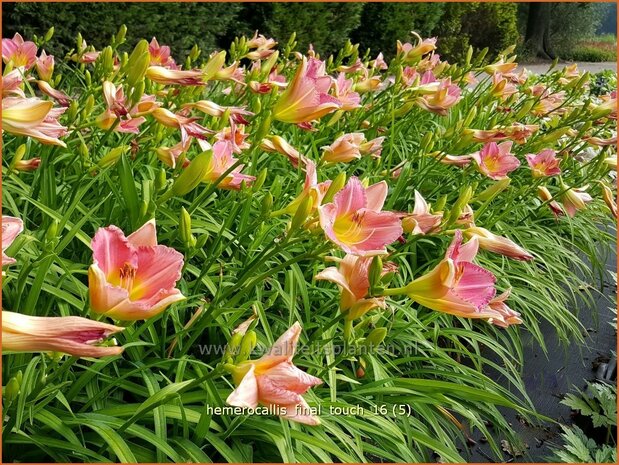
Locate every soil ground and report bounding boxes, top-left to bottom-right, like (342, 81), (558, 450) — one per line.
(467, 237), (617, 462)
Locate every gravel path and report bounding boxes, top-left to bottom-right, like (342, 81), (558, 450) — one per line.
(519, 61), (616, 75)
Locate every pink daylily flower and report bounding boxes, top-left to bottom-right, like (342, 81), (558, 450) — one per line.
(148, 37), (177, 69)
(37, 80), (71, 107)
(315, 254), (393, 320)
(151, 107), (212, 145)
(397, 37), (437, 63)
(2, 310), (124, 358)
(333, 73), (361, 111)
(401, 230), (499, 319)
(202, 141), (255, 190)
(146, 66), (204, 86)
(321, 133), (381, 164)
(214, 120), (250, 154)
(466, 124), (539, 145)
(2, 67), (26, 98)
(416, 78), (461, 116)
(525, 149), (561, 178)
(560, 184), (593, 217)
(537, 186), (564, 218)
(184, 100), (253, 124)
(36, 50), (54, 81)
(484, 289), (523, 327)
(370, 52), (388, 70)
(283, 159), (332, 219)
(2, 97), (68, 147)
(319, 177), (403, 256)
(490, 73), (518, 100)
(2, 33), (37, 69)
(471, 141), (520, 180)
(272, 57), (342, 124)
(463, 227), (534, 261)
(226, 322), (323, 425)
(399, 190), (443, 235)
(14, 157), (41, 172)
(156, 139), (192, 169)
(260, 135), (307, 169)
(2, 215), (24, 266)
(88, 220), (185, 320)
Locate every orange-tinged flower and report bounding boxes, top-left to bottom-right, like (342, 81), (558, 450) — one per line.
(151, 107), (212, 144)
(599, 182), (617, 218)
(525, 149), (561, 178)
(2, 311), (124, 358)
(2, 33), (37, 69)
(465, 124), (539, 144)
(157, 139), (192, 169)
(397, 37), (437, 63)
(261, 135), (306, 168)
(2, 67), (26, 98)
(316, 254), (393, 319)
(416, 78), (461, 116)
(184, 100), (253, 123)
(463, 227), (534, 261)
(88, 220), (185, 320)
(399, 190), (443, 235)
(2, 97), (68, 147)
(146, 66), (204, 86)
(319, 177), (403, 256)
(226, 322), (322, 425)
(2, 215), (23, 266)
(537, 186), (564, 217)
(14, 157), (41, 172)
(214, 121), (250, 154)
(272, 57), (342, 124)
(484, 59), (518, 75)
(489, 73), (518, 100)
(322, 133), (369, 163)
(201, 141), (255, 190)
(398, 231), (500, 321)
(37, 80), (71, 107)
(560, 184), (592, 218)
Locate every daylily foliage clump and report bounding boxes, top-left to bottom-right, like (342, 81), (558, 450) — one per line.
(2, 27), (616, 462)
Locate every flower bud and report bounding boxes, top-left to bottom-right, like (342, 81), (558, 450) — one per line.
(44, 27), (55, 42)
(155, 167), (167, 191)
(363, 327), (387, 350)
(322, 172), (347, 204)
(224, 332), (244, 363)
(368, 256), (383, 293)
(203, 51), (226, 81)
(98, 146), (128, 168)
(474, 178), (511, 202)
(235, 330), (257, 363)
(4, 377), (20, 402)
(180, 207), (196, 248)
(253, 168), (268, 191)
(289, 194), (312, 233)
(447, 185), (474, 225)
(261, 192), (273, 216)
(115, 24), (127, 45)
(169, 150), (213, 197)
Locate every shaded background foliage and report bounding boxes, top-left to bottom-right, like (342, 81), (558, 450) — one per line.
(3, 2), (614, 62)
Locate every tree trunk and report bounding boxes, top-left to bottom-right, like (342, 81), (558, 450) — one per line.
(524, 3), (556, 59)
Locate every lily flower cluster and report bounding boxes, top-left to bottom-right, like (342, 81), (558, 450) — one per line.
(2, 27), (616, 432)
